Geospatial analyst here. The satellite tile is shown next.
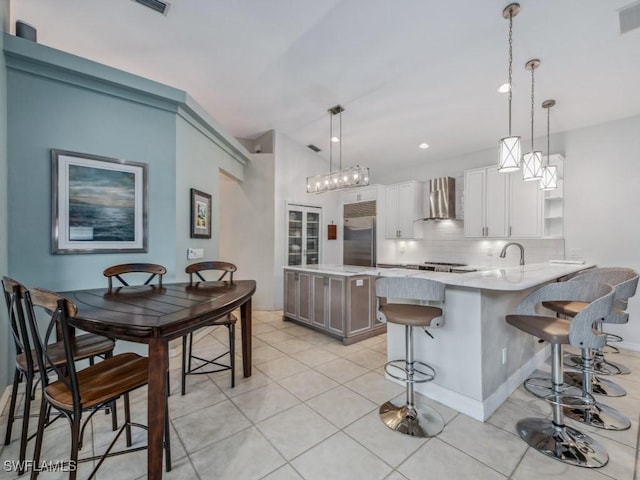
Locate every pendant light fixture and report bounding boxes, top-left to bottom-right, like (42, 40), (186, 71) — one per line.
(306, 105), (370, 194)
(540, 99), (557, 190)
(522, 59), (543, 181)
(498, 3), (522, 173)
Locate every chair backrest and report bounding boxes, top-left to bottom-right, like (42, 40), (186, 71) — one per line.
(185, 261), (236, 286)
(516, 280), (615, 349)
(2, 276), (35, 374)
(375, 277), (445, 326)
(376, 276), (445, 302)
(570, 267), (638, 310)
(23, 287), (80, 403)
(103, 263), (167, 292)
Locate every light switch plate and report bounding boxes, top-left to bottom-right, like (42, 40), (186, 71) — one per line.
(187, 248), (204, 260)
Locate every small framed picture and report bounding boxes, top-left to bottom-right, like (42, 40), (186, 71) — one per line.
(51, 149), (148, 254)
(190, 188), (212, 239)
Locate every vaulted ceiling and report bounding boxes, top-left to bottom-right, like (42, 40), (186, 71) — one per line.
(10, 0), (640, 176)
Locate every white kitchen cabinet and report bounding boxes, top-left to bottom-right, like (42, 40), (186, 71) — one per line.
(464, 167), (508, 238)
(385, 181), (423, 239)
(286, 204), (321, 266)
(342, 185), (378, 204)
(465, 161), (563, 239)
(508, 168), (542, 238)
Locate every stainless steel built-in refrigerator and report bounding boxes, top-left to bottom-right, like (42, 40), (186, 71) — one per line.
(343, 201), (376, 267)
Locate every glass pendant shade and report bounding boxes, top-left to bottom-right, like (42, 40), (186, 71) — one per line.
(498, 136), (521, 172)
(539, 164), (557, 190)
(522, 151), (543, 180)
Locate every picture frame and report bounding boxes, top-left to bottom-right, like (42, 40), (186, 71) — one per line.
(51, 149), (148, 254)
(190, 188), (212, 239)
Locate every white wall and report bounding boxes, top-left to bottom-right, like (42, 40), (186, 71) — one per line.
(219, 154), (276, 309)
(563, 114), (640, 350)
(0, 0), (10, 389)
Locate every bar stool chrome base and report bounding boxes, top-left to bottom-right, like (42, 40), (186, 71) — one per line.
(564, 402), (631, 431)
(379, 400), (444, 438)
(564, 371), (626, 397)
(564, 353), (631, 376)
(517, 418), (608, 468)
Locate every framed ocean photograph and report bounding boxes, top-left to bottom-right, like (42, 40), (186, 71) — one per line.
(51, 150), (148, 254)
(190, 188), (212, 238)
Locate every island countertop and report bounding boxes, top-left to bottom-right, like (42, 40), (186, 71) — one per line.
(283, 261), (593, 291)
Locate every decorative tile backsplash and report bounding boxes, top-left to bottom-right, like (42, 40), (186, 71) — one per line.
(379, 220), (565, 268)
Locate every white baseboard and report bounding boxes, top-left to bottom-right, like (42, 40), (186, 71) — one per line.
(618, 341), (640, 353)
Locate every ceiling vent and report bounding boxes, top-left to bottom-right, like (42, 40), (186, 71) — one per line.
(618, 1), (640, 34)
(307, 144), (321, 152)
(132, 0), (170, 15)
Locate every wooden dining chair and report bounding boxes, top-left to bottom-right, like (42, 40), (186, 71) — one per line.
(25, 287), (171, 480)
(181, 261), (237, 394)
(103, 263), (167, 292)
(2, 277), (116, 476)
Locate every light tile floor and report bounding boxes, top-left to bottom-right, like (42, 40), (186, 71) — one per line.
(1, 309), (640, 479)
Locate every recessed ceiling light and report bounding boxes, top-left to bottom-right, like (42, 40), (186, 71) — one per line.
(331, 136), (340, 143)
(418, 142), (430, 149)
(497, 83), (511, 93)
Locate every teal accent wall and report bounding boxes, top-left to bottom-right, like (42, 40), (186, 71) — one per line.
(7, 66), (178, 290)
(1, 34), (251, 388)
(0, 0), (10, 389)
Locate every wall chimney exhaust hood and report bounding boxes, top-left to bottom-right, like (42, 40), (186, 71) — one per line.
(424, 177), (456, 220)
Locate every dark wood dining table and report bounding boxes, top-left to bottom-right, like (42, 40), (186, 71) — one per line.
(59, 280), (256, 480)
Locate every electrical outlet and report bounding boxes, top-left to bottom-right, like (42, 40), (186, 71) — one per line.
(569, 248), (583, 259)
(356, 279), (364, 287)
(487, 248), (493, 257)
(501, 347), (507, 365)
(187, 248), (204, 260)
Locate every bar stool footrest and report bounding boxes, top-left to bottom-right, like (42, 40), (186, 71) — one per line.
(523, 376), (596, 409)
(563, 371), (627, 397)
(384, 359), (435, 384)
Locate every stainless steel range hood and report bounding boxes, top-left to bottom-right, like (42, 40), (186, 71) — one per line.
(424, 177), (456, 220)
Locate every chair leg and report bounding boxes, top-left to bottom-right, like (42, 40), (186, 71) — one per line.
(69, 410), (81, 480)
(378, 325), (443, 437)
(104, 351), (118, 431)
(229, 323), (235, 388)
(124, 393), (132, 447)
(30, 400), (48, 480)
(181, 334), (189, 396)
(17, 374), (34, 474)
(4, 369), (20, 446)
(164, 387), (172, 472)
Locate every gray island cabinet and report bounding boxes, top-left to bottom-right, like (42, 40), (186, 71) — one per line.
(283, 267), (385, 344)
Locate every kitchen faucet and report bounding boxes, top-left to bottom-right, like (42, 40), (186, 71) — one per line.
(500, 242), (525, 266)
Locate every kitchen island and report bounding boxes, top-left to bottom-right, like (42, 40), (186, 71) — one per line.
(283, 262), (592, 421)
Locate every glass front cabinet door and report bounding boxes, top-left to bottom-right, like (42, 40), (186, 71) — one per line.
(287, 204), (322, 266)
